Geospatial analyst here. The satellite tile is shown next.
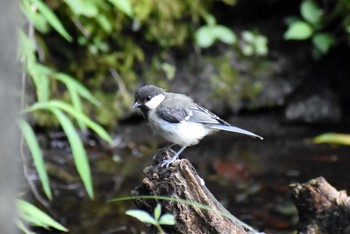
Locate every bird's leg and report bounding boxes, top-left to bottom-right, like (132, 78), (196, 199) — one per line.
(161, 145), (187, 168)
(154, 144), (176, 160)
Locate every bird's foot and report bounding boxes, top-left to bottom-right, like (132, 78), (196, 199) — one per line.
(161, 155), (179, 168)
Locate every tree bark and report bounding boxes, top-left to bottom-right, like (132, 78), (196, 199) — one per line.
(290, 176), (350, 234)
(132, 148), (259, 234)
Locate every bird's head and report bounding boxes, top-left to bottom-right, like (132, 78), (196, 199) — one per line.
(132, 85), (165, 110)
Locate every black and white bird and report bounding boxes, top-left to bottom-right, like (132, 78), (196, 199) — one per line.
(132, 85), (263, 167)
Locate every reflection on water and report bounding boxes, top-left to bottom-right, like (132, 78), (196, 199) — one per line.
(30, 111), (350, 234)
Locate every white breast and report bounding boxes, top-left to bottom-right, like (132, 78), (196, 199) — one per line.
(148, 110), (213, 146)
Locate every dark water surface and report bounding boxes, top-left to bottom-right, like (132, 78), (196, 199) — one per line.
(30, 110), (350, 234)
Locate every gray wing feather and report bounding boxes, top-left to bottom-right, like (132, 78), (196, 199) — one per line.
(186, 104), (230, 125)
(209, 125), (263, 139)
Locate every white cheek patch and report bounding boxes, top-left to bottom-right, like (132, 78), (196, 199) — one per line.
(145, 94), (165, 109)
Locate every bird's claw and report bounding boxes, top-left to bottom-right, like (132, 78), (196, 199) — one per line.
(161, 155), (179, 168)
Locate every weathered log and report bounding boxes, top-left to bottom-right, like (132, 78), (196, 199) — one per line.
(132, 147), (259, 234)
(290, 177), (350, 234)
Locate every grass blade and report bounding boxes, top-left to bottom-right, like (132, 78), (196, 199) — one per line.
(25, 101), (112, 143)
(30, 0), (72, 41)
(54, 73), (100, 106)
(17, 199), (68, 231)
(67, 84), (87, 131)
(19, 120), (52, 200)
(50, 108), (94, 198)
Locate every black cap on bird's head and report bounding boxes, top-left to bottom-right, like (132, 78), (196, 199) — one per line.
(132, 85), (165, 109)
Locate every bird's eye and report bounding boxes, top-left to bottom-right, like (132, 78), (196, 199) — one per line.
(146, 96), (151, 101)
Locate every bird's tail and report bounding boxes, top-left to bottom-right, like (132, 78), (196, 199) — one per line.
(209, 125), (263, 140)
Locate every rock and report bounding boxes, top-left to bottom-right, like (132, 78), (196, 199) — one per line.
(285, 89), (342, 124)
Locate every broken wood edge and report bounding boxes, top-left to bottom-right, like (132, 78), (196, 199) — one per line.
(131, 147), (261, 234)
(290, 176), (350, 233)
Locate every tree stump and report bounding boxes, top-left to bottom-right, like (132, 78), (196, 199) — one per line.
(290, 177), (350, 234)
(132, 147), (260, 234)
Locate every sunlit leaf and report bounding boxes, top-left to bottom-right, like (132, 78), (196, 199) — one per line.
(300, 0), (322, 25)
(255, 36), (268, 55)
(205, 14), (216, 26)
(284, 21), (313, 40)
(19, 120), (52, 200)
(54, 73), (100, 106)
(242, 45), (254, 56)
(63, 0), (98, 17)
(108, 0), (133, 17)
(67, 84), (86, 131)
(313, 133), (350, 146)
(30, 0), (72, 41)
(312, 33), (335, 54)
(97, 14), (113, 33)
(50, 107), (94, 198)
(21, 0), (49, 33)
(125, 210), (156, 225)
(154, 203), (161, 220)
(28, 62), (50, 102)
(19, 30), (36, 64)
(214, 26), (237, 45)
(25, 101), (112, 144)
(158, 213), (176, 225)
(16, 220), (35, 234)
(242, 31), (254, 42)
(195, 26), (216, 48)
(17, 199), (68, 231)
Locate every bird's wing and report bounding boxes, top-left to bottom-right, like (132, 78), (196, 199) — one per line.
(185, 104), (230, 125)
(156, 106), (188, 123)
(156, 93), (194, 123)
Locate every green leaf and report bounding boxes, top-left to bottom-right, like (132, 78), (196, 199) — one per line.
(195, 26), (216, 48)
(17, 199), (68, 231)
(205, 14), (216, 26)
(284, 21), (313, 40)
(108, 0), (133, 17)
(21, 0), (49, 33)
(53, 73), (100, 106)
(154, 203), (161, 220)
(63, 0), (98, 17)
(300, 0), (322, 25)
(313, 133), (350, 146)
(312, 33), (335, 54)
(30, 0), (72, 41)
(158, 214), (176, 225)
(16, 220), (36, 234)
(19, 30), (36, 64)
(255, 36), (268, 56)
(242, 45), (254, 56)
(214, 26), (237, 45)
(97, 14), (113, 33)
(27, 62), (50, 102)
(25, 101), (112, 144)
(242, 31), (255, 42)
(125, 210), (157, 225)
(67, 84), (87, 131)
(50, 108), (94, 198)
(19, 120), (52, 200)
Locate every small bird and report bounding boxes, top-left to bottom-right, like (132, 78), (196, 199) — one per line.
(132, 85), (263, 167)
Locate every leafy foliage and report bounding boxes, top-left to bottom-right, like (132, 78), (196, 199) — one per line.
(19, 120), (52, 199)
(17, 199), (68, 232)
(284, 0), (350, 58)
(126, 203), (175, 233)
(195, 15), (237, 48)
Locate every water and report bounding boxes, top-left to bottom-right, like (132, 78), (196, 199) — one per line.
(29, 110), (350, 234)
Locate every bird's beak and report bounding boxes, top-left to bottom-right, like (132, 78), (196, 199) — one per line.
(132, 101), (141, 109)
